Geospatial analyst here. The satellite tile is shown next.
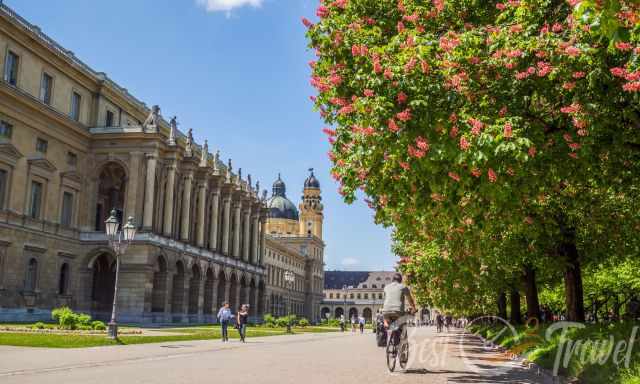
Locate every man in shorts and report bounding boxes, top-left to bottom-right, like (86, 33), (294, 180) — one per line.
(382, 273), (416, 328)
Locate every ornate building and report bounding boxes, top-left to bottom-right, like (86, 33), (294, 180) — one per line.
(263, 171), (325, 322)
(321, 271), (396, 323)
(0, 4), (275, 323)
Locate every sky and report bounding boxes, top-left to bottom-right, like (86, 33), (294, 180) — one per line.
(9, 0), (397, 271)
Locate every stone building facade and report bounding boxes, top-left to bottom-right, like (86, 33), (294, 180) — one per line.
(262, 172), (325, 322)
(320, 271), (396, 323)
(0, 4), (276, 323)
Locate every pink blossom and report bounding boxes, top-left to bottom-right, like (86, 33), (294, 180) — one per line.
(503, 122), (513, 138)
(468, 118), (483, 135)
(408, 145), (426, 158)
(568, 152), (578, 159)
(487, 168), (497, 183)
(560, 103), (581, 114)
(496, 3), (506, 10)
(459, 136), (471, 151)
(625, 71), (640, 81)
(569, 142), (581, 151)
(316, 6), (329, 18)
(510, 24), (523, 33)
(449, 126), (459, 138)
(397, 92), (408, 104)
(610, 67), (627, 77)
(415, 136), (429, 151)
(421, 60), (430, 74)
(499, 106), (508, 117)
(528, 146), (536, 157)
(552, 23), (563, 33)
(470, 167), (482, 177)
(506, 49), (523, 58)
(403, 13), (419, 23)
(388, 119), (400, 132)
(397, 21), (405, 33)
(338, 105), (354, 115)
(536, 61), (553, 77)
(572, 117), (587, 129)
(399, 162), (410, 170)
(333, 0), (348, 9)
(564, 46), (581, 57)
(563, 82), (576, 90)
(563, 133), (573, 143)
(301, 17), (313, 28)
(623, 82), (640, 92)
(615, 41), (633, 51)
(404, 57), (417, 73)
(572, 71), (586, 79)
(322, 127), (336, 136)
(448, 172), (461, 182)
(432, 0), (444, 12)
(396, 109), (412, 122)
(384, 68), (393, 80)
(364, 89), (375, 97)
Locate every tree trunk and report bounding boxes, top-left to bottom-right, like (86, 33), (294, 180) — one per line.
(510, 288), (522, 324)
(497, 291), (507, 320)
(560, 237), (585, 322)
(523, 264), (540, 323)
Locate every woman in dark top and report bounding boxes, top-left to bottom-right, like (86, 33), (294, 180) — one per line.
(237, 304), (249, 342)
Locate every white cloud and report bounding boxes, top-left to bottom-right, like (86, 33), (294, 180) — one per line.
(341, 257), (359, 267)
(196, 0), (264, 13)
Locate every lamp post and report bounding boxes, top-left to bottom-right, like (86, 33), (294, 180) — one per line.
(284, 270), (294, 333)
(342, 284), (347, 331)
(104, 209), (136, 339)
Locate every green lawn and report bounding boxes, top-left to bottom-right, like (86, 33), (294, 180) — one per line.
(470, 321), (640, 384)
(0, 324), (338, 348)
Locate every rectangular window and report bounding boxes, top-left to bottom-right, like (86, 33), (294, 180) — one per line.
(67, 151), (77, 167)
(70, 92), (81, 121)
(105, 110), (114, 127)
(29, 181), (43, 219)
(3, 51), (19, 86)
(0, 169), (7, 209)
(36, 138), (48, 154)
(0, 121), (12, 139)
(40, 73), (53, 105)
(61, 191), (73, 227)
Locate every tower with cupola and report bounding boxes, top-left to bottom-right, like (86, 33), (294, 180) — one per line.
(299, 168), (323, 239)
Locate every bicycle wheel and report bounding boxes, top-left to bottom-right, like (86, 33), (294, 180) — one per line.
(399, 341), (409, 369)
(386, 336), (397, 372)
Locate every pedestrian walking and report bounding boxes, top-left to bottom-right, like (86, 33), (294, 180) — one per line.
(339, 314), (345, 332)
(351, 314), (357, 332)
(217, 302), (233, 342)
(237, 304), (249, 342)
(358, 316), (365, 333)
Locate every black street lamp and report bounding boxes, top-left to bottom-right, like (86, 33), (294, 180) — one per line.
(104, 210), (136, 339)
(284, 270), (295, 333)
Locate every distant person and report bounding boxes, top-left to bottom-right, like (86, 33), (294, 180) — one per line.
(351, 314), (357, 332)
(339, 314), (345, 332)
(358, 316), (365, 333)
(217, 302), (233, 342)
(237, 304), (249, 342)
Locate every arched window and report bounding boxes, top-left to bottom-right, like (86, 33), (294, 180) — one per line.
(25, 258), (38, 291)
(58, 263), (69, 295)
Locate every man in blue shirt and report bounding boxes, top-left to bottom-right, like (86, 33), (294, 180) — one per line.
(217, 302), (233, 342)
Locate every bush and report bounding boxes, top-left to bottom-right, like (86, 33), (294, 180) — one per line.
(263, 313), (275, 327)
(51, 306), (93, 330)
(327, 318), (341, 327)
(298, 318), (310, 327)
(32, 322), (46, 329)
(275, 316), (289, 328)
(91, 321), (106, 331)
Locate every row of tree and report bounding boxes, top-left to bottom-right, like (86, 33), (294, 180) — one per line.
(305, 0), (640, 321)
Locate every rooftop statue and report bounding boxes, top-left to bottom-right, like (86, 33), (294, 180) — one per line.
(143, 105), (160, 132)
(200, 140), (208, 167)
(185, 128), (194, 157)
(168, 116), (177, 145)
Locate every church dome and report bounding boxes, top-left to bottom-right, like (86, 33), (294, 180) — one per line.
(304, 168), (320, 189)
(266, 174), (299, 220)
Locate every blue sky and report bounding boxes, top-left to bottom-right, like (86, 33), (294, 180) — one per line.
(9, 0), (396, 270)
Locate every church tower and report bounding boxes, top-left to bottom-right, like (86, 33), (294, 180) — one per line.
(299, 168), (323, 239)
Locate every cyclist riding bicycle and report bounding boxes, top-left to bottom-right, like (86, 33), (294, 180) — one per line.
(382, 273), (417, 329)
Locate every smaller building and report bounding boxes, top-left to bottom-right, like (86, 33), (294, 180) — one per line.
(320, 271), (396, 323)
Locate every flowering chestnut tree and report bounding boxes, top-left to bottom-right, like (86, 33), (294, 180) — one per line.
(305, 0), (640, 321)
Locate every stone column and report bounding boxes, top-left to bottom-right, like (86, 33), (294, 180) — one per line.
(142, 154), (157, 230)
(163, 164), (176, 237)
(234, 283), (242, 312)
(211, 277), (219, 315)
(209, 188), (220, 251)
(259, 216), (266, 265)
(180, 171), (194, 241)
(253, 286), (261, 317)
(197, 277), (205, 318)
(242, 208), (251, 262)
(196, 182), (208, 247)
(224, 280), (231, 304)
(125, 152), (143, 221)
(221, 195), (231, 255)
(251, 214), (259, 264)
(232, 202), (241, 258)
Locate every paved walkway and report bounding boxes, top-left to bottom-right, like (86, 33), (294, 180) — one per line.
(0, 327), (551, 384)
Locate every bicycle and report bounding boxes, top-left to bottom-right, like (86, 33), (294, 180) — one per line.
(386, 317), (409, 372)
